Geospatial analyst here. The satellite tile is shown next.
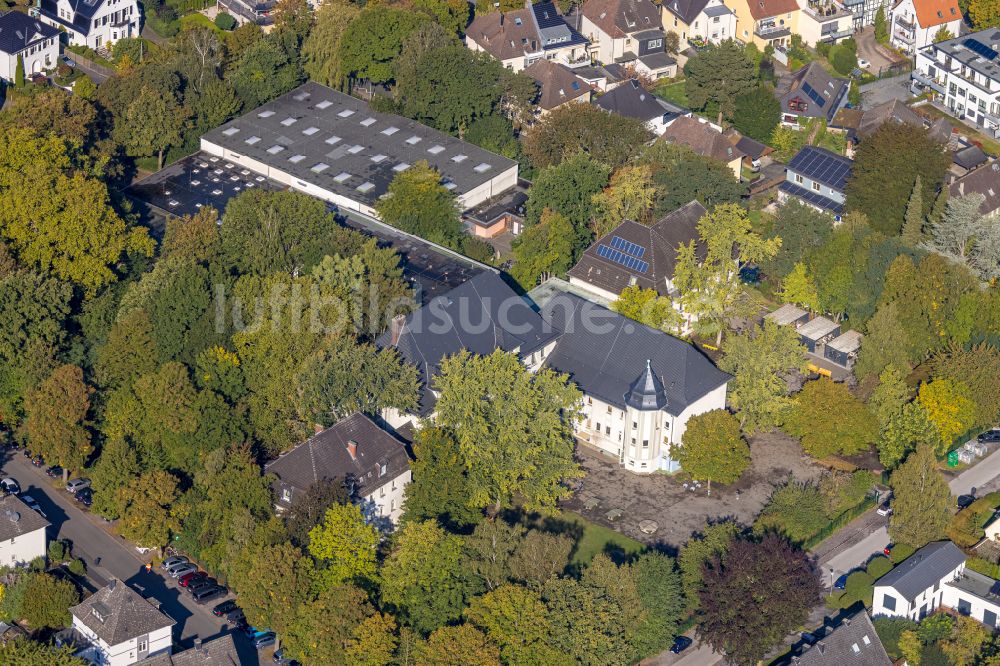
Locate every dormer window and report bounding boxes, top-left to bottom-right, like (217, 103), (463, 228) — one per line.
(514, 16), (522, 24)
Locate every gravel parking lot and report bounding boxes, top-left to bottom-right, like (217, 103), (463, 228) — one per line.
(563, 431), (824, 549)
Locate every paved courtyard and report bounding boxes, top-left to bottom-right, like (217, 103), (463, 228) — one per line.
(563, 432), (825, 549)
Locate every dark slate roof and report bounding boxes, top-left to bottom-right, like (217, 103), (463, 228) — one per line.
(662, 0), (712, 24)
(566, 200), (707, 298)
(0, 495), (49, 542)
(144, 635), (240, 666)
(793, 611), (892, 666)
(375, 271), (560, 415)
(70, 580), (174, 647)
(950, 161), (1000, 214)
(953, 145), (988, 170)
(638, 51), (677, 72)
(265, 413), (410, 506)
(734, 135), (770, 160)
(663, 116), (745, 163)
(594, 78), (684, 122)
(857, 99), (924, 138)
(541, 292), (731, 414)
(531, 0), (588, 51)
(875, 541), (966, 603)
(786, 146), (853, 190)
(0, 11), (58, 55)
(524, 59), (591, 111)
(624, 360), (669, 410)
(779, 181), (845, 214)
(780, 62), (850, 122)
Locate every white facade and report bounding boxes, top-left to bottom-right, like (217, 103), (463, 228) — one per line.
(360, 469), (411, 525)
(0, 34), (58, 81)
(662, 0), (738, 45)
(575, 383), (726, 473)
(0, 524), (45, 566)
(872, 560), (962, 620)
(71, 618), (172, 666)
(38, 0), (140, 48)
(889, 0), (960, 55)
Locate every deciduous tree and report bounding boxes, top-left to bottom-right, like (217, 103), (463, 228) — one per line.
(284, 584), (374, 665)
(889, 444), (952, 547)
(679, 522), (739, 611)
(23, 365), (91, 481)
(902, 175), (925, 245)
(345, 613), (398, 666)
(338, 5), (427, 83)
(521, 103), (652, 169)
(878, 402), (939, 469)
(307, 503), (379, 589)
(685, 41), (757, 123)
(114, 470), (180, 548)
(591, 165), (657, 236)
(414, 625), (501, 665)
(524, 153), (610, 251)
(465, 584), (557, 665)
(301, 1), (360, 88)
(230, 540), (314, 635)
(779, 262), (820, 311)
(375, 161), (463, 247)
(733, 86), (780, 142)
(511, 208), (576, 289)
(916, 379), (976, 452)
(783, 378), (877, 459)
(676, 409), (749, 491)
(611, 285), (681, 333)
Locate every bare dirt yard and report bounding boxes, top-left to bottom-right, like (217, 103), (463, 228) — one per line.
(561, 431), (824, 550)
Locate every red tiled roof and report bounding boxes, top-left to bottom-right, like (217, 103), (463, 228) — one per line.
(747, 0), (799, 21)
(901, 0), (960, 28)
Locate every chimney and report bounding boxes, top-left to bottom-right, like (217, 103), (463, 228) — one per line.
(194, 638), (203, 652)
(959, 182), (965, 195)
(108, 578), (116, 590)
(390, 314), (406, 346)
(346, 440), (358, 460)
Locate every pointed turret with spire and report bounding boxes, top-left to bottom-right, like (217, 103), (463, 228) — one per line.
(624, 359), (668, 411)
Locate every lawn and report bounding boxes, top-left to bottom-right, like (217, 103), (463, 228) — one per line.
(178, 12), (222, 33)
(562, 511), (645, 565)
(653, 79), (689, 108)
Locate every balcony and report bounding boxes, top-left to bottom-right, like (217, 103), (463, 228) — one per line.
(911, 70), (945, 94)
(895, 16), (916, 30)
(820, 28), (854, 41)
(804, 2), (851, 20)
(755, 23), (791, 39)
(894, 29), (915, 44)
(560, 53), (592, 68)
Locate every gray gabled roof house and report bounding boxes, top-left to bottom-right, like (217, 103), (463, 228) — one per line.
(872, 541), (967, 620)
(791, 611), (891, 666)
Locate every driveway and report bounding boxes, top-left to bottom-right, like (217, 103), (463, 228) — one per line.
(856, 26), (902, 75)
(860, 74), (916, 109)
(949, 445), (1000, 496)
(0, 452), (262, 664)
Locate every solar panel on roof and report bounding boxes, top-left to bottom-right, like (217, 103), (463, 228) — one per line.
(801, 82), (827, 108)
(597, 244), (649, 273)
(609, 236), (646, 258)
(964, 38), (998, 60)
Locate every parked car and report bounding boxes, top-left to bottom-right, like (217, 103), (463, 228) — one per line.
(958, 494), (976, 510)
(167, 562), (197, 578)
(253, 632), (277, 650)
(45, 466), (63, 478)
(187, 577), (217, 593)
(20, 495), (45, 518)
(161, 555), (189, 570)
(179, 571), (207, 587)
(876, 502), (892, 517)
(858, 58), (871, 69)
(66, 478), (91, 493)
(60, 55), (76, 67)
(213, 600), (238, 617)
(834, 573), (849, 590)
(226, 609), (246, 625)
(977, 430), (1000, 443)
(670, 636), (693, 654)
(0, 478), (20, 495)
(192, 585), (227, 604)
(243, 624), (262, 639)
(31, 455), (44, 467)
(74, 488), (92, 506)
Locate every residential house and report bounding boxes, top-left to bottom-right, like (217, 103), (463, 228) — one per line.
(912, 29), (1000, 138)
(890, 0), (961, 56)
(731, 0), (801, 48)
(37, 0), (139, 48)
(144, 636), (240, 666)
(791, 611), (892, 666)
(593, 78), (687, 133)
(541, 292), (730, 473)
(265, 412), (411, 526)
(985, 514), (1000, 541)
(832, 98), (928, 155)
(525, 59), (592, 115)
(567, 200), (706, 302)
(465, 1), (589, 73)
(70, 579), (174, 666)
(574, 62), (630, 91)
(778, 146), (853, 215)
(0, 495), (48, 566)
(779, 62), (850, 126)
(661, 0), (737, 48)
(797, 0), (854, 47)
(797, 315), (840, 352)
(950, 161), (1000, 218)
(952, 144), (988, 176)
(842, 0), (890, 30)
(377, 269), (730, 475)
(661, 115), (745, 178)
(463, 187), (528, 238)
(580, 0), (677, 79)
(215, 0), (274, 26)
(0, 11), (58, 81)
(872, 541), (966, 620)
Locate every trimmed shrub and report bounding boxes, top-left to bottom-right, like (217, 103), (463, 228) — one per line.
(890, 543), (915, 563)
(214, 12), (236, 30)
(867, 555), (892, 579)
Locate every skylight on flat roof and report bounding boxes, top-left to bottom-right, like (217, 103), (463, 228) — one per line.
(316, 100), (333, 109)
(452, 154), (467, 163)
(325, 135), (342, 145)
(406, 135), (422, 145)
(334, 172), (352, 183)
(222, 127), (240, 136)
(382, 126), (399, 135)
(267, 145), (285, 154)
(347, 145), (364, 154)
(371, 154), (387, 162)
(356, 182), (375, 193)
(360, 117), (376, 126)
(280, 117), (297, 126)
(302, 127), (319, 136)
(258, 110), (275, 118)
(427, 145), (445, 155)
(293, 91), (310, 101)
(393, 162), (410, 172)
(473, 163), (492, 173)
(444, 182), (457, 190)
(245, 136), (261, 145)
(338, 109), (355, 118)
(311, 163), (330, 173)
(289, 154), (306, 163)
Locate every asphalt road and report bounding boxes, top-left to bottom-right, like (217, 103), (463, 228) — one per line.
(950, 446), (1000, 497)
(0, 451), (261, 664)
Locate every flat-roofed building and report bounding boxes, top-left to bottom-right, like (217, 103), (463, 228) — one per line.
(766, 303), (810, 328)
(798, 316), (841, 352)
(200, 82), (519, 219)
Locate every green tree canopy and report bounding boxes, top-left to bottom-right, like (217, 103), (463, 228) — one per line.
(889, 444), (952, 547)
(733, 86), (780, 142)
(521, 103), (653, 169)
(375, 161), (464, 247)
(783, 378), (877, 459)
(23, 364), (92, 479)
(401, 426), (481, 529)
(676, 409), (749, 489)
(338, 5), (427, 83)
(685, 40), (757, 123)
(307, 503), (379, 589)
(511, 208), (576, 289)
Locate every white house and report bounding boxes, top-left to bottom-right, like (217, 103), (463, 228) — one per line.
(889, 0), (961, 56)
(912, 29), (1000, 139)
(265, 412), (411, 527)
(37, 0), (140, 49)
(376, 271), (731, 475)
(985, 515), (1000, 541)
(70, 579), (175, 666)
(661, 0), (737, 47)
(0, 12), (59, 81)
(581, 0), (677, 79)
(0, 495), (48, 566)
